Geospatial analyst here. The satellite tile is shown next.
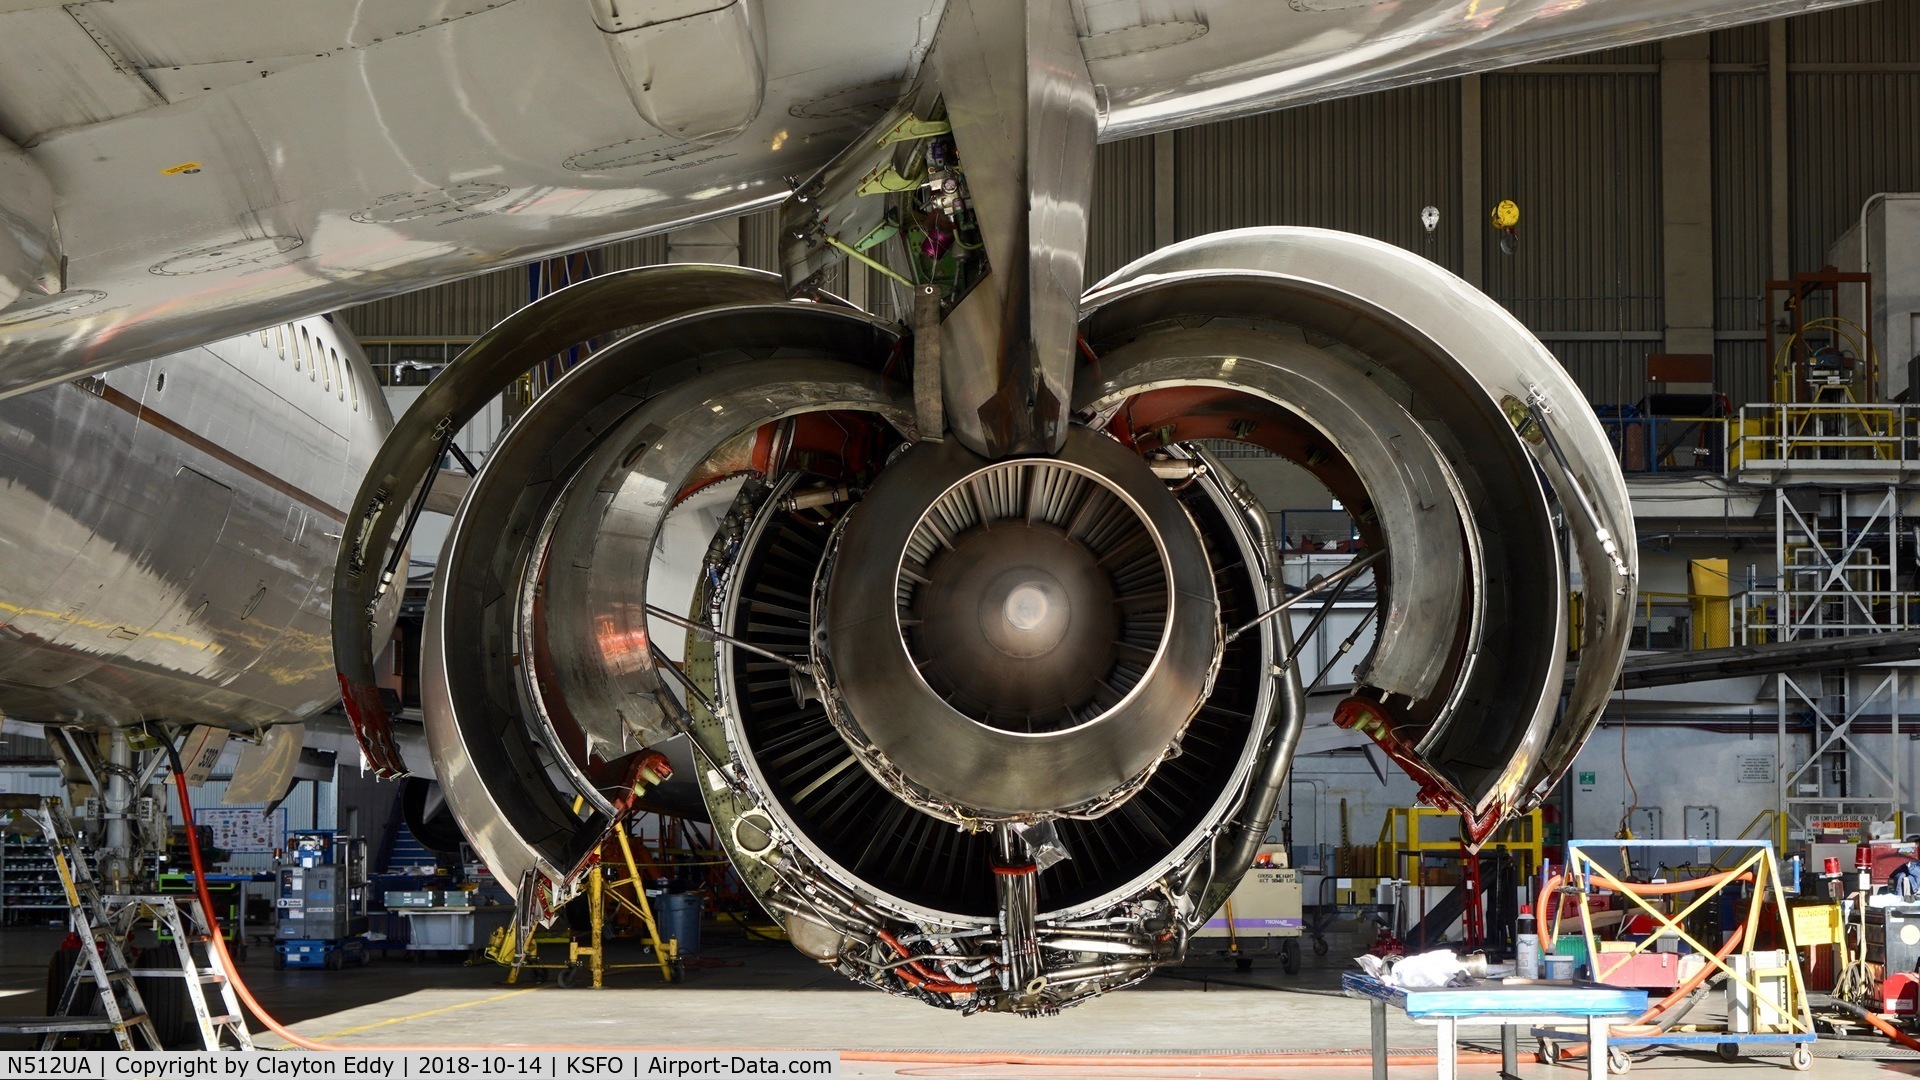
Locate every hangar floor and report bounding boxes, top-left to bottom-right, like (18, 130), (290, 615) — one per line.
(1, 924), (1914, 1076)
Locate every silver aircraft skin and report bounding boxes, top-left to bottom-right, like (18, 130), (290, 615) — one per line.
(0, 316), (390, 733)
(0, 0), (1870, 397)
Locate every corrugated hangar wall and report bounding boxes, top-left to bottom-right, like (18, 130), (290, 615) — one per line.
(339, 235), (669, 337)
(339, 1), (1920, 411)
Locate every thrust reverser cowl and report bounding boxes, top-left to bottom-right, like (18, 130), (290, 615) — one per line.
(1077, 227), (1638, 841)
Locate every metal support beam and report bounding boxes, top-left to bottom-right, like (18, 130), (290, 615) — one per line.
(1768, 20), (1791, 282)
(1660, 35), (1715, 357)
(1153, 131), (1176, 251)
(1459, 75), (1483, 288)
(1759, 484), (1909, 838)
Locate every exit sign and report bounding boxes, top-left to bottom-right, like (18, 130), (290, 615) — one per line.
(1578, 771), (1597, 786)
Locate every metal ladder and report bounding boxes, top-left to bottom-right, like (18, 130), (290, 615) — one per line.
(25, 796), (252, 1050)
(108, 892), (255, 1050)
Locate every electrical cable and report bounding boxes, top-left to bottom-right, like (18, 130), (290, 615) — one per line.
(1833, 1001), (1920, 1054)
(1617, 685), (1638, 839)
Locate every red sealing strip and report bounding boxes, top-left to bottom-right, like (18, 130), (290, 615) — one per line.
(339, 674), (407, 778)
(991, 863), (1040, 876)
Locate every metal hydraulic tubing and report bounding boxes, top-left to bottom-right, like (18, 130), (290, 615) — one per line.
(995, 829), (1041, 997)
(1190, 620), (1306, 915)
(103, 730), (131, 892)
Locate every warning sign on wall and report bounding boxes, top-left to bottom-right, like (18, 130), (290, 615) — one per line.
(1737, 753), (1775, 784)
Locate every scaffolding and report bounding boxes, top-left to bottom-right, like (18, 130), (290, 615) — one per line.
(1735, 425), (1914, 840)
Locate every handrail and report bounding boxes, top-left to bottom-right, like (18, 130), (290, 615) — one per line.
(1728, 808), (1785, 865)
(1728, 402), (1920, 474)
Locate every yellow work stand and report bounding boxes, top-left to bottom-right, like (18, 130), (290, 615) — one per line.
(487, 827), (681, 987)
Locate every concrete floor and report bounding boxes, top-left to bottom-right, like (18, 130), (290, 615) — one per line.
(2, 923), (1918, 1077)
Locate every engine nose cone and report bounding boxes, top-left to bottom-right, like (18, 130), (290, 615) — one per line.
(995, 577), (1065, 645)
(912, 523), (1121, 726)
(815, 430), (1221, 820)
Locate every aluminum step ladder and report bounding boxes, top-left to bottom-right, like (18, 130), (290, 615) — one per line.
(107, 892), (255, 1050)
(12, 795), (252, 1050)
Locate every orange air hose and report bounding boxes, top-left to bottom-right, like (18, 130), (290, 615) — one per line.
(1538, 868), (1754, 950)
(1595, 871), (1755, 895)
(1535, 873), (1565, 948)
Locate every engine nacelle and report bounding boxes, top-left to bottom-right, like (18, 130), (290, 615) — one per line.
(335, 228), (1632, 1015)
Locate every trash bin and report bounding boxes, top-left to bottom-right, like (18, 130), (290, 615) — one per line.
(654, 892), (703, 958)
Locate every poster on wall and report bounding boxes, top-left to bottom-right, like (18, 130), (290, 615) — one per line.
(196, 806), (287, 853)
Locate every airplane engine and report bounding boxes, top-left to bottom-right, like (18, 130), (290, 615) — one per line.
(336, 227), (1634, 1016)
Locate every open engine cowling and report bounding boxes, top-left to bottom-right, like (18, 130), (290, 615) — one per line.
(334, 227), (1633, 1015)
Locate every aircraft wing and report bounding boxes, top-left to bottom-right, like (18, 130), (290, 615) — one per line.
(0, 0), (1866, 395)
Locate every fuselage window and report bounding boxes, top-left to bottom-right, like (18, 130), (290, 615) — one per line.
(327, 347), (338, 395)
(301, 326), (314, 379)
(275, 325), (287, 361)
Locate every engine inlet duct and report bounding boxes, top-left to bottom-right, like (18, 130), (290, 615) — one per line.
(815, 429), (1221, 821)
(333, 0), (1632, 1017)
